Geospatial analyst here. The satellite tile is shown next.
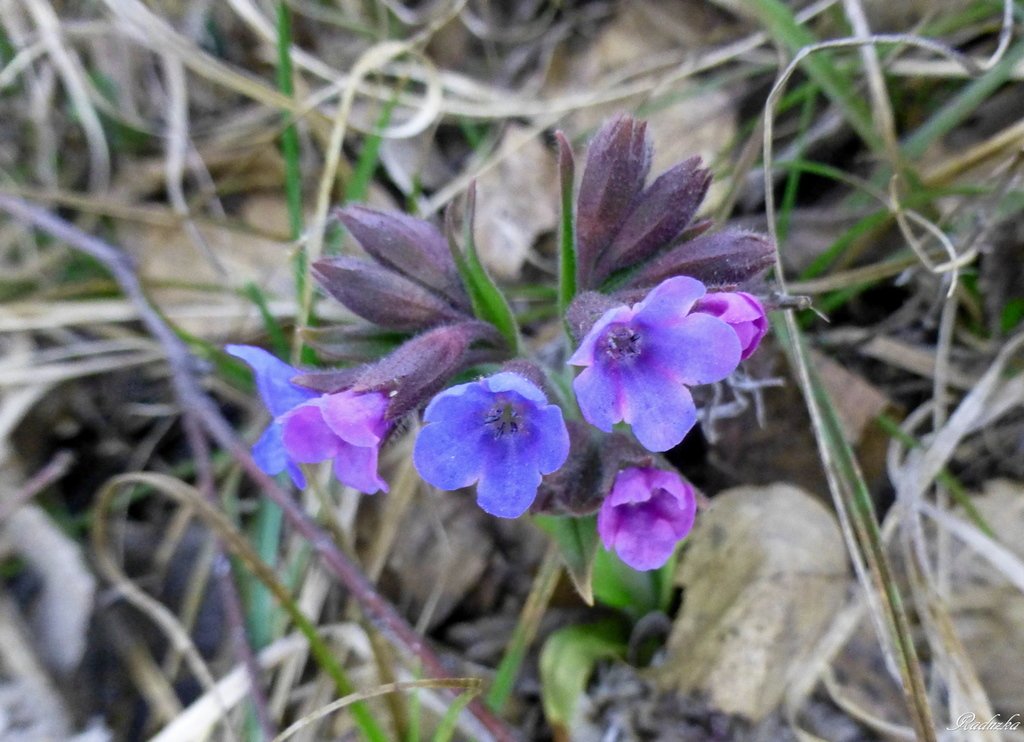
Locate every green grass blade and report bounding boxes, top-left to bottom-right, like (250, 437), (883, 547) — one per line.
(429, 691), (479, 742)
(772, 314), (937, 741)
(445, 188), (521, 354)
(555, 132), (577, 318)
(744, 0), (883, 152)
(485, 545), (562, 712)
(903, 38), (1024, 159)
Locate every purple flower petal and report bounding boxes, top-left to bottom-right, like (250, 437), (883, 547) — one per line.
(285, 462), (306, 489)
(280, 402), (341, 462)
(619, 362), (698, 453)
(226, 345), (316, 417)
(333, 443), (388, 494)
(476, 439), (544, 518)
(567, 306), (635, 367)
(633, 275), (706, 328)
(413, 419), (487, 491)
(414, 373), (570, 518)
(572, 364), (623, 433)
(642, 313), (741, 386)
(526, 404), (572, 474)
(597, 467), (696, 571)
(484, 371), (548, 405)
(695, 292), (768, 360)
(568, 277), (742, 452)
(252, 423), (288, 477)
(320, 390), (389, 446)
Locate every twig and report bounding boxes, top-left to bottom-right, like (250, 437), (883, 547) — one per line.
(0, 449), (75, 523)
(184, 413), (277, 739)
(0, 193), (519, 742)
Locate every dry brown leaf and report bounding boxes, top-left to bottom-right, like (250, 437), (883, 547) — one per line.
(949, 479), (1024, 713)
(656, 483), (848, 720)
(545, 1), (738, 207)
(472, 124), (558, 279)
(0, 503), (96, 674)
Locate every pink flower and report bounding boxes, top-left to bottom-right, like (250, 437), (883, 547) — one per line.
(279, 390), (391, 494)
(694, 291), (767, 360)
(597, 467), (696, 571)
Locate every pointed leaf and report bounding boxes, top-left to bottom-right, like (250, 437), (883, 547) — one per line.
(444, 186), (521, 354)
(535, 514), (599, 605)
(591, 546), (672, 619)
(336, 205), (469, 308)
(555, 131), (577, 317)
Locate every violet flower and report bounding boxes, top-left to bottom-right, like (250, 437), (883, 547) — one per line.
(597, 467), (696, 571)
(226, 345), (390, 493)
(226, 345), (316, 487)
(694, 291), (768, 360)
(279, 391), (390, 494)
(568, 276), (740, 452)
(413, 372), (570, 518)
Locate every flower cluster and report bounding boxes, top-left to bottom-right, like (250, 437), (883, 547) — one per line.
(229, 115), (776, 572)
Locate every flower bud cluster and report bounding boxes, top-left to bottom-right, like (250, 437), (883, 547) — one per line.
(229, 115), (776, 572)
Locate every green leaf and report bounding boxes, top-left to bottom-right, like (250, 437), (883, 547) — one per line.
(430, 690), (479, 742)
(540, 620), (627, 731)
(555, 131), (577, 318)
(444, 185), (521, 353)
(591, 546), (676, 619)
(535, 514), (598, 604)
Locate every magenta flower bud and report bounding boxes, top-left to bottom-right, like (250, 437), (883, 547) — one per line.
(279, 390), (390, 494)
(568, 276), (741, 452)
(595, 156), (711, 280)
(694, 291), (768, 360)
(597, 467), (696, 571)
(336, 205), (469, 309)
(312, 256), (466, 331)
(413, 372), (570, 518)
(625, 228), (776, 290)
(576, 115), (651, 288)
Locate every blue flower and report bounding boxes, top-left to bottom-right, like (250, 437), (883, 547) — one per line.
(568, 276), (741, 452)
(413, 372), (570, 518)
(226, 345), (316, 487)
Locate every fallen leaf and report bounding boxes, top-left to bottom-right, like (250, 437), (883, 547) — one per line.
(472, 124), (559, 279)
(0, 503), (96, 673)
(656, 483), (848, 720)
(949, 479), (1024, 713)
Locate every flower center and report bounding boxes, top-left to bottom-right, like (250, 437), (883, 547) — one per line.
(484, 400), (523, 438)
(600, 323), (642, 361)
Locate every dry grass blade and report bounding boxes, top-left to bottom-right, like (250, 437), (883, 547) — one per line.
(148, 624), (372, 742)
(272, 678), (483, 742)
(754, 29), (1001, 741)
(91, 476), (236, 742)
